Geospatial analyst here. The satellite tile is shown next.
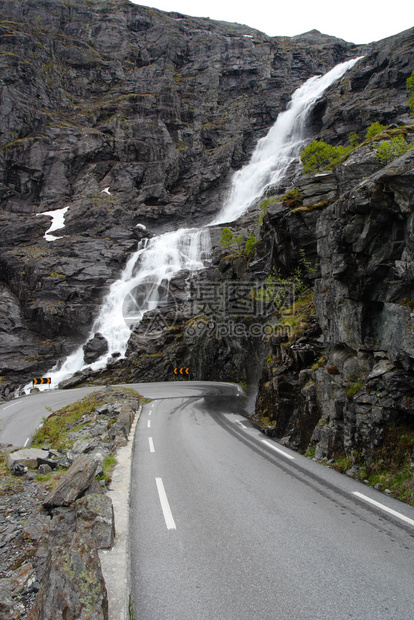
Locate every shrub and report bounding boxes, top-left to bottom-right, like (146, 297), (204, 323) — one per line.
(348, 131), (360, 148)
(277, 188), (302, 209)
(244, 231), (257, 258)
(365, 122), (387, 140)
(300, 140), (350, 174)
(220, 227), (235, 248)
(375, 135), (413, 164)
(407, 70), (414, 116)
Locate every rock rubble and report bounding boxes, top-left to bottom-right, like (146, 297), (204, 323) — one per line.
(0, 387), (140, 619)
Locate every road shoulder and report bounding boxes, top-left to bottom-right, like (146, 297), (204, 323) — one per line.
(99, 405), (141, 620)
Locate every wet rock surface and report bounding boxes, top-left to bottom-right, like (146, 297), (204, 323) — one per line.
(254, 126), (414, 494)
(0, 0), (362, 389)
(83, 334), (109, 365)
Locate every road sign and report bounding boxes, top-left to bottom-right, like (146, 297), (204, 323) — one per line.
(173, 368), (190, 376)
(32, 378), (51, 385)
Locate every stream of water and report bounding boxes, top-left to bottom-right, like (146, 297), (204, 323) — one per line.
(41, 57), (361, 388)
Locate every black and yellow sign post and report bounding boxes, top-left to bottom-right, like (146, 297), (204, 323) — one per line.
(173, 367), (190, 380)
(32, 377), (52, 389)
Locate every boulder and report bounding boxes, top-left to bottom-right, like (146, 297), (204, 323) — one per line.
(12, 463), (27, 476)
(75, 494), (115, 550)
(43, 454), (100, 509)
(72, 439), (97, 454)
(83, 333), (109, 365)
(27, 533), (108, 620)
(8, 448), (47, 470)
(38, 464), (52, 475)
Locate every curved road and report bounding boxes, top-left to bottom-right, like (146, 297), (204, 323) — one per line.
(130, 383), (414, 620)
(0, 382), (241, 447)
(2, 382), (414, 618)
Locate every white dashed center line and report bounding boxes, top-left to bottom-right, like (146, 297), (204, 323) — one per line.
(2, 402), (18, 410)
(148, 437), (155, 453)
(155, 477), (176, 530)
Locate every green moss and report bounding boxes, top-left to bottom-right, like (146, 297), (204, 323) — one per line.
(32, 388), (142, 450)
(292, 199), (330, 213)
(407, 70), (414, 116)
(398, 298), (414, 310)
(276, 188), (303, 209)
(97, 454), (117, 484)
(35, 467), (67, 484)
(304, 445), (316, 458)
(129, 594), (135, 619)
(312, 355), (327, 370)
(346, 381), (365, 399)
(278, 290), (315, 343)
(329, 425), (414, 506)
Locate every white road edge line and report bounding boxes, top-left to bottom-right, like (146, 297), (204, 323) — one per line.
(261, 439), (295, 460)
(236, 420), (247, 429)
(147, 420), (151, 428)
(2, 402), (18, 410)
(352, 491), (414, 527)
(148, 437), (155, 453)
(24, 437), (30, 447)
(155, 477), (176, 530)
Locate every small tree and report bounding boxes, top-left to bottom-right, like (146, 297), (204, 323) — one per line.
(407, 70), (414, 116)
(365, 122), (387, 141)
(244, 231), (257, 259)
(220, 227), (243, 249)
(220, 227), (235, 248)
(348, 131), (360, 148)
(375, 135), (413, 165)
(300, 140), (349, 175)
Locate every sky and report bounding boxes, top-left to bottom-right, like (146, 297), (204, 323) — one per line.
(130, 0), (412, 44)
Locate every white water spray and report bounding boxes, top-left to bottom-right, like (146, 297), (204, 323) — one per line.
(40, 57), (361, 388)
(212, 57), (361, 224)
(47, 228), (210, 387)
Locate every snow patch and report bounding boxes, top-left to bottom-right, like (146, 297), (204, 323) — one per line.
(37, 206), (69, 241)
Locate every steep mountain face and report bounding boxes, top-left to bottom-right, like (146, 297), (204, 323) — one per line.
(0, 0), (359, 388)
(252, 28), (414, 496)
(1, 0), (414, 502)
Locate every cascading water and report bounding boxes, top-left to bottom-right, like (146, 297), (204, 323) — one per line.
(47, 228), (211, 386)
(212, 57), (362, 225)
(41, 56), (361, 389)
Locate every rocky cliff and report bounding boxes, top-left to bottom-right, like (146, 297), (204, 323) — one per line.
(1, 0), (414, 503)
(251, 26), (414, 501)
(0, 0), (360, 388)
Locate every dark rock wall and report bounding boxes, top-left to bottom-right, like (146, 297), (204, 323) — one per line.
(255, 88), (414, 470)
(0, 0), (358, 387)
(308, 28), (414, 144)
(312, 148), (414, 459)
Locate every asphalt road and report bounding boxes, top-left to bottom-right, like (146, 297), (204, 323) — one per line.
(130, 383), (414, 620)
(0, 382), (239, 447)
(2, 381), (414, 618)
(0, 386), (100, 446)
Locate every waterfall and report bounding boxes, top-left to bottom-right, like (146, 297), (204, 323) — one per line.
(47, 228), (211, 387)
(212, 57), (362, 224)
(39, 57), (361, 389)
